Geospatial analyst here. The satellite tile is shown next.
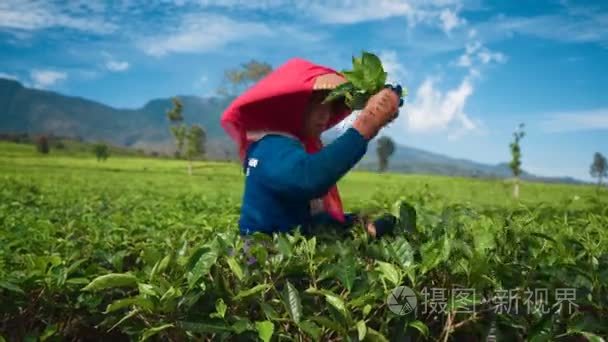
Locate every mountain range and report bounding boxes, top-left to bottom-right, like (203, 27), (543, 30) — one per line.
(0, 78), (584, 184)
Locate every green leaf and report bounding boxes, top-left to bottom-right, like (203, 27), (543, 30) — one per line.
(40, 324), (58, 341)
(256, 321), (274, 342)
(357, 320), (367, 341)
(0, 281), (24, 294)
(66, 277), (90, 285)
(298, 320), (322, 341)
(232, 319), (253, 334)
(407, 320), (429, 338)
(309, 316), (347, 336)
(234, 283), (271, 300)
(187, 249), (218, 289)
(105, 297), (154, 313)
(277, 235), (292, 257)
(260, 302), (280, 321)
(376, 261), (401, 286)
(210, 298), (227, 319)
(305, 288), (348, 319)
(282, 281), (302, 324)
(138, 283), (160, 297)
(81, 273), (138, 292)
(226, 256), (244, 281)
(140, 324), (174, 341)
(364, 327), (389, 342)
(179, 321), (232, 333)
(0, 335), (6, 342)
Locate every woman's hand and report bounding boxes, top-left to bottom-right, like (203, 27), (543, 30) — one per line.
(352, 85), (403, 140)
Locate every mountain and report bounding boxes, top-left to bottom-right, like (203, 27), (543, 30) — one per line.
(0, 78), (234, 155)
(0, 78), (584, 183)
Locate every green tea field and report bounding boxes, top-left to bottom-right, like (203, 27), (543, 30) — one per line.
(1, 142), (606, 341)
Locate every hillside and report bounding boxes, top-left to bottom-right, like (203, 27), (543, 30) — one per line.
(0, 78), (584, 183)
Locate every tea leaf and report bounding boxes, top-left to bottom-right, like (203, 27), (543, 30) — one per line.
(234, 283), (271, 300)
(255, 321), (274, 342)
(357, 320), (367, 340)
(283, 281), (302, 324)
(187, 249), (218, 289)
(140, 323), (173, 341)
(298, 320), (322, 341)
(226, 256), (244, 281)
(81, 273), (138, 292)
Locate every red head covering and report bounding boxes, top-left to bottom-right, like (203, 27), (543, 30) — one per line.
(221, 57), (353, 223)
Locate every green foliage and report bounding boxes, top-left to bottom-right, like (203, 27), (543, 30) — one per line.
(218, 59), (272, 96)
(376, 136), (395, 173)
(509, 123), (526, 177)
(93, 142), (110, 161)
(590, 152), (607, 187)
(325, 51), (408, 110)
(1, 151), (607, 340)
(166, 97), (207, 173)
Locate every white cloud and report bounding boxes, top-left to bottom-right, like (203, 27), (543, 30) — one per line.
(475, 11), (608, 48)
(457, 41), (506, 69)
(309, 0), (415, 24)
(405, 76), (476, 136)
(0, 72), (19, 81)
(106, 60), (130, 72)
(0, 0), (117, 34)
(541, 108), (608, 132)
(439, 8), (465, 33)
(139, 14), (273, 56)
(30, 70), (67, 88)
(379, 50), (408, 85)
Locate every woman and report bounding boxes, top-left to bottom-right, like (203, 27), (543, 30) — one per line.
(221, 58), (403, 238)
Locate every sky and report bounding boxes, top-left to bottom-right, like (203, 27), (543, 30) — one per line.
(1, 0), (607, 181)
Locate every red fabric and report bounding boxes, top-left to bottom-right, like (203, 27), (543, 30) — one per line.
(221, 57), (352, 223)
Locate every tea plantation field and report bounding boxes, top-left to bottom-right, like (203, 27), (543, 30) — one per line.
(1, 142), (606, 341)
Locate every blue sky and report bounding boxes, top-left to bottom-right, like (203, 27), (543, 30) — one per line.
(1, 0), (607, 181)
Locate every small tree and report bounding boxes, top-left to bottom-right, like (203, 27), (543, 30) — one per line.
(167, 97), (187, 158)
(590, 152), (607, 190)
(35, 135), (50, 154)
(94, 143), (110, 162)
(376, 136), (395, 173)
(509, 123), (525, 199)
(217, 60), (272, 97)
(185, 124), (206, 176)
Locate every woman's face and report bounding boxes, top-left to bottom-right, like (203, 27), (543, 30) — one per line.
(302, 92), (336, 138)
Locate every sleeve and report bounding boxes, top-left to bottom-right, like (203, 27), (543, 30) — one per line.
(253, 127), (368, 200)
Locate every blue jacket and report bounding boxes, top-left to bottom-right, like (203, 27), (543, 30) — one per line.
(239, 127), (368, 235)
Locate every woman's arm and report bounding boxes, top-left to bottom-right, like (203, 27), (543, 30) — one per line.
(250, 127), (367, 200)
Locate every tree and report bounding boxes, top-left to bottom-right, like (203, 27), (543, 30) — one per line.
(167, 97), (187, 158)
(185, 124), (206, 176)
(94, 143), (110, 162)
(35, 135), (50, 154)
(166, 97), (207, 175)
(217, 59), (272, 97)
(376, 136), (395, 173)
(590, 152), (607, 190)
(509, 123), (525, 199)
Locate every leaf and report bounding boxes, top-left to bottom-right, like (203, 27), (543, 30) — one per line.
(187, 249), (218, 289)
(232, 319), (253, 334)
(0, 281), (24, 294)
(260, 302), (280, 321)
(81, 273), (138, 292)
(256, 321), (274, 342)
(282, 281), (302, 324)
(305, 288), (348, 319)
(277, 234), (292, 257)
(530, 232), (558, 244)
(376, 261), (401, 286)
(364, 327), (389, 342)
(140, 324), (174, 341)
(298, 320), (322, 341)
(138, 283), (160, 297)
(309, 316), (347, 336)
(234, 284), (271, 300)
(226, 256), (244, 281)
(66, 277), (90, 285)
(40, 324), (58, 341)
(334, 255), (356, 292)
(179, 321), (232, 333)
(210, 298), (227, 319)
(357, 320), (367, 341)
(408, 320), (429, 338)
(105, 297), (154, 313)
